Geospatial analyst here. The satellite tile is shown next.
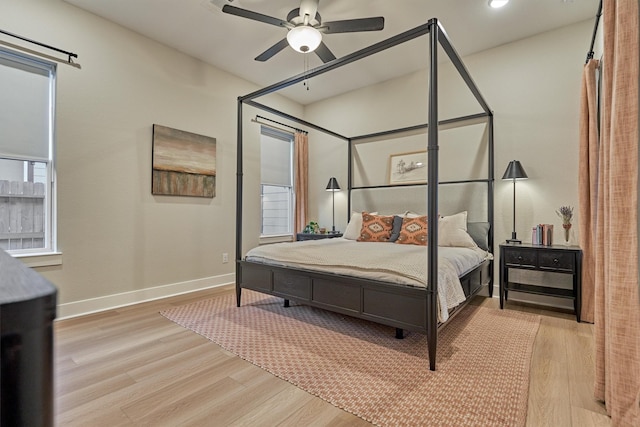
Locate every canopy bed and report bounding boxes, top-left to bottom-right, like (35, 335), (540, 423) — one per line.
(234, 18), (494, 370)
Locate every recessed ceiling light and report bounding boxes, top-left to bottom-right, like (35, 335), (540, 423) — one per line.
(489, 0), (509, 8)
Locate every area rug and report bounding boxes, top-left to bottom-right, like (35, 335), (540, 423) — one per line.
(161, 290), (540, 427)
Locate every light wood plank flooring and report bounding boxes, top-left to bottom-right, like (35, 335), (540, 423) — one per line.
(54, 285), (611, 426)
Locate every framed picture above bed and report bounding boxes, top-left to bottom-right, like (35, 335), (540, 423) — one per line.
(388, 150), (427, 185)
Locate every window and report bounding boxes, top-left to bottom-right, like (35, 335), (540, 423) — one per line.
(0, 49), (57, 255)
(260, 126), (294, 236)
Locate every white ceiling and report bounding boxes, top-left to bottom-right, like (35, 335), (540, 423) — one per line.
(63, 0), (599, 104)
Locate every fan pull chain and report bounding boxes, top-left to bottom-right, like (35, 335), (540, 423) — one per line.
(303, 54), (310, 91)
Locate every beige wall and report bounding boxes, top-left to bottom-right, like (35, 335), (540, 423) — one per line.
(2, 0), (302, 317)
(305, 20), (590, 236)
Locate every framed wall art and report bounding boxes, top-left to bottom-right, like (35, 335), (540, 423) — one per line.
(152, 124), (216, 198)
(388, 150), (427, 185)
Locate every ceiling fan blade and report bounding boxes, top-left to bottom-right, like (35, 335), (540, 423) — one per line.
(222, 5), (291, 28)
(321, 17), (385, 34)
(254, 38), (290, 62)
(314, 41), (336, 63)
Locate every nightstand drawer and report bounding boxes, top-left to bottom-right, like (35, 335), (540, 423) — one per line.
(538, 251), (575, 272)
(503, 249), (536, 267)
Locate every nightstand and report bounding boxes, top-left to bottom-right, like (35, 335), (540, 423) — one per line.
(296, 232), (343, 241)
(499, 243), (583, 322)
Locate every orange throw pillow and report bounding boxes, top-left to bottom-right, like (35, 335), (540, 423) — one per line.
(396, 216), (428, 245)
(357, 212), (394, 242)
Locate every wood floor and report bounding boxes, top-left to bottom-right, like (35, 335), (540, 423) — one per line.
(54, 285), (611, 426)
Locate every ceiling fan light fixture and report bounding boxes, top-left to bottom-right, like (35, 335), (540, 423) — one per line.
(488, 0), (509, 8)
(287, 25), (322, 53)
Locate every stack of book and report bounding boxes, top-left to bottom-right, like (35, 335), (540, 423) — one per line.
(532, 224), (554, 245)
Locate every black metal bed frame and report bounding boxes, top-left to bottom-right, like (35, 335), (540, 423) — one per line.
(234, 18), (494, 370)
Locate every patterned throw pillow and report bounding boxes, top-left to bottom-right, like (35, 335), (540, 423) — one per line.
(343, 211), (377, 240)
(357, 212), (394, 242)
(396, 216), (428, 245)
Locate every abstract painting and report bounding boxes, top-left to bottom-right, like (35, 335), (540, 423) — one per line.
(152, 124), (216, 197)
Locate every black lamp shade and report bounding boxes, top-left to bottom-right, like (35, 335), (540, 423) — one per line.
(502, 160), (528, 180)
(326, 177), (341, 191)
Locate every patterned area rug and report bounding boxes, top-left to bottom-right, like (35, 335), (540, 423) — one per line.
(161, 290), (540, 427)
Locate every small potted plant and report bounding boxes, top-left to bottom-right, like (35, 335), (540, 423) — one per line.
(304, 221), (319, 234)
(556, 205), (574, 244)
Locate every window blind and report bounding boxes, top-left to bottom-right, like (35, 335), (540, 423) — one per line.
(0, 51), (54, 162)
(260, 127), (292, 186)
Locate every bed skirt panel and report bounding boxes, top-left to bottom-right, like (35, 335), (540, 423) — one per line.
(237, 259), (491, 333)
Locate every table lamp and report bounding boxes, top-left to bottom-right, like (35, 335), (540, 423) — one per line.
(325, 177), (341, 233)
(502, 160), (528, 243)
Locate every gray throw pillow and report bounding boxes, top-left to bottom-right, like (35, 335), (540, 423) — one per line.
(467, 222), (490, 251)
(389, 215), (403, 242)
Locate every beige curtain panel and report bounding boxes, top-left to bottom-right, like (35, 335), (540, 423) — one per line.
(590, 0), (640, 425)
(578, 59), (599, 324)
(294, 131), (308, 234)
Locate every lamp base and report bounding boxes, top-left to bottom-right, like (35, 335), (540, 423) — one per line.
(506, 231), (521, 244)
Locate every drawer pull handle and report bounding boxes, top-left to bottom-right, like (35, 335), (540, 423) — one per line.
(517, 256), (523, 261)
(553, 258), (559, 264)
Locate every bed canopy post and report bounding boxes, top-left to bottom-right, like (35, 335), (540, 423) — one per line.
(347, 139), (353, 218)
(488, 114), (495, 295)
(426, 18), (440, 372)
(235, 97), (244, 307)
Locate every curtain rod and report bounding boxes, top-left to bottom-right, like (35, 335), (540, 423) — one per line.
(254, 115), (307, 134)
(586, 0), (603, 64)
(0, 28), (79, 66)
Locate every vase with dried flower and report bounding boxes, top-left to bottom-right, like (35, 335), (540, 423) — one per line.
(556, 205), (574, 244)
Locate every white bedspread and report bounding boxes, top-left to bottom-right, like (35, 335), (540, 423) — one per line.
(245, 238), (491, 322)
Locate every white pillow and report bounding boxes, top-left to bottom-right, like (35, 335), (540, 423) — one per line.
(343, 211), (377, 240)
(402, 210), (422, 218)
(438, 211), (478, 248)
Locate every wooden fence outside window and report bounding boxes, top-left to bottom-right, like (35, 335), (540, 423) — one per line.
(0, 180), (45, 251)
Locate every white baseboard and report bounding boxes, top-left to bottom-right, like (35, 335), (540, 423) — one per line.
(56, 273), (234, 320)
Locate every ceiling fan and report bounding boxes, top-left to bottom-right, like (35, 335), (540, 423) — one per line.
(221, 0), (385, 63)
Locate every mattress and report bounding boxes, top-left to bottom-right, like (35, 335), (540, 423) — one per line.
(245, 238), (491, 321)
